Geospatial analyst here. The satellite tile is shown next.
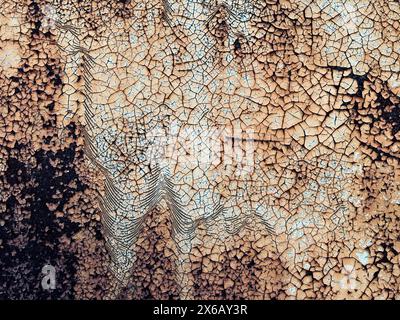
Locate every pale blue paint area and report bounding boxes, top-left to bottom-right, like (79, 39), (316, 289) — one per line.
(356, 250), (369, 266)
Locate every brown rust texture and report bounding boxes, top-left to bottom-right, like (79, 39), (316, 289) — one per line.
(0, 0), (400, 299)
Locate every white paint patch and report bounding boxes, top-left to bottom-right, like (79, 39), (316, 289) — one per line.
(355, 250), (369, 266)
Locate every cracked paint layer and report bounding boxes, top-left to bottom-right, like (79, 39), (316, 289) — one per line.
(0, 0), (400, 300)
